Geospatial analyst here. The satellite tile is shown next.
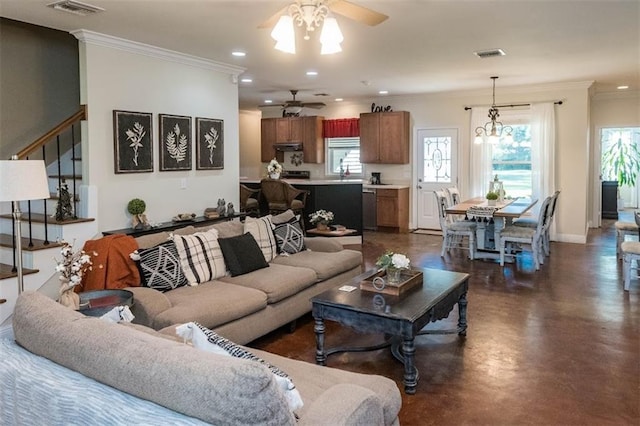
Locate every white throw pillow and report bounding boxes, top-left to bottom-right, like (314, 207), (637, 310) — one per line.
(244, 215), (277, 262)
(172, 229), (226, 285)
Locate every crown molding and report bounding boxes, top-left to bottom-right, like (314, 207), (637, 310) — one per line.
(592, 89), (640, 101)
(71, 29), (245, 76)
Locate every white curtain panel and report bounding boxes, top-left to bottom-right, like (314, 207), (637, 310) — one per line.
(530, 102), (557, 238)
(469, 106), (494, 198)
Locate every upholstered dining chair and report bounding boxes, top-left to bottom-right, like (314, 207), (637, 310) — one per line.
(260, 179), (308, 216)
(514, 190), (560, 256)
(621, 211), (640, 291)
(239, 184), (260, 216)
(434, 190), (477, 260)
(499, 195), (553, 270)
(614, 217), (639, 260)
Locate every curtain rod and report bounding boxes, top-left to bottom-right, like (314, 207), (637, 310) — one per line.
(464, 100), (563, 111)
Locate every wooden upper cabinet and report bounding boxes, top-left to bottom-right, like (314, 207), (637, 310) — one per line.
(302, 116), (324, 164)
(261, 116), (324, 163)
(359, 111), (410, 164)
(261, 118), (277, 162)
(275, 117), (303, 143)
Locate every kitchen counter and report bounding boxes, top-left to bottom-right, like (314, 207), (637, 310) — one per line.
(363, 184), (411, 190)
(241, 178), (364, 186)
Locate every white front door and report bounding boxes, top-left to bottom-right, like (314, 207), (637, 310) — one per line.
(416, 128), (458, 229)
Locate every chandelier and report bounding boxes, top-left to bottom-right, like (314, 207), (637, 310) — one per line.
(271, 1), (344, 55)
(474, 76), (513, 144)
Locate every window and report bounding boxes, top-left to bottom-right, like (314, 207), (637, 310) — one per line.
(491, 113), (532, 198)
(325, 137), (363, 176)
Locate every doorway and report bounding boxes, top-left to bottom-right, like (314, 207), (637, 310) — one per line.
(415, 128), (458, 229)
(600, 127), (640, 211)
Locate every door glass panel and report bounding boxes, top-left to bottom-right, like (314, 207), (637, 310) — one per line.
(422, 136), (452, 183)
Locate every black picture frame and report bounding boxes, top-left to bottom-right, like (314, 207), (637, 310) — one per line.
(159, 114), (192, 171)
(113, 110), (153, 174)
(196, 117), (224, 170)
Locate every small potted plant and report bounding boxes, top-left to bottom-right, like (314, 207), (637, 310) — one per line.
(267, 158), (283, 179)
(309, 209), (334, 231)
(486, 190), (499, 206)
(127, 198), (149, 229)
(375, 250), (411, 284)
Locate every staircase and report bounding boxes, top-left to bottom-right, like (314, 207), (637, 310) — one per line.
(0, 106), (98, 325)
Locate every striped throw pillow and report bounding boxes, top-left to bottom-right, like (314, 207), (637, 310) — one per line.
(244, 215), (277, 262)
(172, 229), (226, 285)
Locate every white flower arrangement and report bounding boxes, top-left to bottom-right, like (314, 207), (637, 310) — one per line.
(55, 241), (96, 294)
(375, 251), (411, 271)
(309, 209), (335, 225)
(267, 158), (283, 174)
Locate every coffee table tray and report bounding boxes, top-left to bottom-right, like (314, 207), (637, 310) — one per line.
(360, 269), (423, 296)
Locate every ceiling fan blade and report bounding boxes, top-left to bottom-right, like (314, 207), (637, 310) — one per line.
(328, 0), (388, 26)
(258, 103), (286, 108)
(301, 102), (326, 109)
(257, 5), (288, 29)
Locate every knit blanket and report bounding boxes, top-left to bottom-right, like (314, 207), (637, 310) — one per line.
(80, 234), (141, 291)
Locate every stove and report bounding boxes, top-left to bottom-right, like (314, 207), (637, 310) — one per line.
(281, 170), (310, 179)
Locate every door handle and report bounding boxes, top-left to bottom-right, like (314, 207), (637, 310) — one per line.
(417, 185), (422, 189)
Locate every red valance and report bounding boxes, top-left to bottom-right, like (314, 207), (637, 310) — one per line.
(322, 118), (360, 138)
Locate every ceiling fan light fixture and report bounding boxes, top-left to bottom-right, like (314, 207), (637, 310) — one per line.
(271, 15), (296, 54)
(320, 16), (343, 54)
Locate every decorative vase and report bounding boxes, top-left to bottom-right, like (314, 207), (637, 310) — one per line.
(386, 267), (403, 284)
(59, 282), (80, 310)
(269, 172), (280, 179)
(316, 222), (329, 231)
(487, 199), (496, 206)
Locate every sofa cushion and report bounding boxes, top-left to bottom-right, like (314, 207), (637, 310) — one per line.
(218, 263), (317, 304)
(172, 228), (226, 285)
(271, 249), (362, 281)
(201, 220), (244, 238)
(156, 281), (268, 330)
(218, 233), (269, 277)
(244, 215), (277, 262)
(12, 292), (296, 426)
(133, 241), (188, 291)
(135, 231), (170, 249)
(273, 216), (305, 254)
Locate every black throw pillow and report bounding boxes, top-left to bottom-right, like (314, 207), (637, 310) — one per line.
(218, 233), (269, 277)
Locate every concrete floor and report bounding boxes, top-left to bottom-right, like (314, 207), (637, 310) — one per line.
(251, 217), (639, 425)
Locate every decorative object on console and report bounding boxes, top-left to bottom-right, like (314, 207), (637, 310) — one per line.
(473, 76), (514, 145)
(113, 110), (153, 173)
(159, 114), (192, 171)
(127, 198), (150, 229)
(203, 207), (220, 219)
(54, 178), (75, 221)
(56, 240), (97, 309)
(226, 202), (235, 216)
(172, 213), (196, 222)
(216, 198), (227, 216)
(196, 117), (224, 170)
(0, 158), (50, 294)
(267, 158), (283, 179)
(375, 251), (411, 284)
(309, 209), (334, 231)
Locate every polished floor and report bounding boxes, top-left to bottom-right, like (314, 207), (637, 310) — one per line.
(252, 217), (639, 425)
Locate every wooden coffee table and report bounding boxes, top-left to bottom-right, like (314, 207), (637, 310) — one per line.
(311, 268), (469, 394)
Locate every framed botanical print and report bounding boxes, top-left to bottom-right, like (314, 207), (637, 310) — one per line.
(113, 110), (153, 173)
(159, 114), (192, 171)
(196, 117), (224, 170)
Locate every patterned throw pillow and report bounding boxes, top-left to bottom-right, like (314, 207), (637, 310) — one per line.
(133, 241), (188, 292)
(172, 229), (226, 285)
(244, 215), (277, 262)
(175, 322), (303, 412)
(272, 216), (305, 255)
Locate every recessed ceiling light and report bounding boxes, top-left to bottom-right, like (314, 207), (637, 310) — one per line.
(379, 90), (389, 95)
(306, 71), (318, 76)
(240, 78), (252, 83)
(232, 51), (246, 57)
(264, 100), (273, 104)
(617, 85), (630, 90)
(335, 98), (344, 102)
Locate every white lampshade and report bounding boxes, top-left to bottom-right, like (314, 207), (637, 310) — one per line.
(271, 15), (296, 54)
(320, 16), (343, 54)
(0, 160), (50, 202)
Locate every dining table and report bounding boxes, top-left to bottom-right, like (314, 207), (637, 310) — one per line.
(445, 197), (538, 259)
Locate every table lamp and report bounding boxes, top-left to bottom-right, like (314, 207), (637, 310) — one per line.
(0, 158), (50, 293)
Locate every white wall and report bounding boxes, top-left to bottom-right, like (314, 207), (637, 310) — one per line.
(75, 31), (243, 231)
(247, 81), (595, 243)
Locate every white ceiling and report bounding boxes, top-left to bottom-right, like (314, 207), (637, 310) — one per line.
(1, 0), (638, 110)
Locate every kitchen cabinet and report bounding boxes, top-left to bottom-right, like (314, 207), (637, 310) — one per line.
(260, 116), (324, 164)
(359, 111), (410, 164)
(376, 187), (409, 232)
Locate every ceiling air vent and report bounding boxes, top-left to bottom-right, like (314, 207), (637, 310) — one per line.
(47, 0), (105, 16)
(474, 49), (506, 59)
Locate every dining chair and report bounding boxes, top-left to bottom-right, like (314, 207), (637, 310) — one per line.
(614, 218), (639, 260)
(445, 186), (461, 206)
(621, 211), (640, 291)
(239, 184), (260, 216)
(514, 190), (560, 256)
(260, 178), (308, 216)
(499, 195), (553, 270)
(434, 190), (477, 260)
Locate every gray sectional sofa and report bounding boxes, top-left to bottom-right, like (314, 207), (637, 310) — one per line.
(127, 218), (363, 344)
(3, 291), (402, 425)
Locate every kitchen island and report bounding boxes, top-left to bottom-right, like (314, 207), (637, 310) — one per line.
(241, 178), (364, 234)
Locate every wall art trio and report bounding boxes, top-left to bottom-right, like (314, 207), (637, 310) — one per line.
(113, 110), (224, 174)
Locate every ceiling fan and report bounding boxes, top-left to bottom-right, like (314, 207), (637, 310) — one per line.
(258, 0), (388, 30)
(259, 90), (326, 112)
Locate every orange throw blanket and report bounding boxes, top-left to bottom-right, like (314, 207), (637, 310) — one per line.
(80, 235), (141, 291)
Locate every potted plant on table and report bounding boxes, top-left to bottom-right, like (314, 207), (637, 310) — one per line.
(267, 158), (283, 179)
(309, 209), (334, 231)
(486, 190), (499, 206)
(375, 250), (411, 285)
(127, 198), (150, 230)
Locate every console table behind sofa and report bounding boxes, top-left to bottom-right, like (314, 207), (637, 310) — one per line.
(102, 213), (246, 237)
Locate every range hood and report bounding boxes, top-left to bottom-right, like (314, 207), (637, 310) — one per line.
(274, 143), (303, 152)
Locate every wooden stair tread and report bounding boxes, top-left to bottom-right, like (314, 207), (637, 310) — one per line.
(0, 213), (95, 225)
(0, 263), (39, 280)
(0, 234), (64, 251)
(49, 174), (83, 180)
